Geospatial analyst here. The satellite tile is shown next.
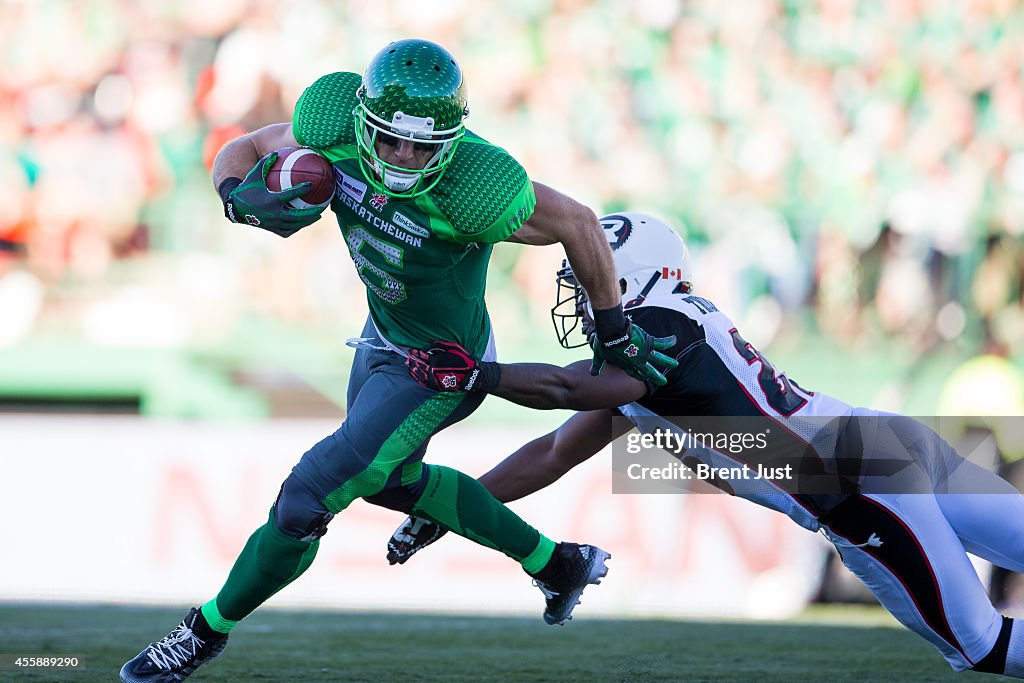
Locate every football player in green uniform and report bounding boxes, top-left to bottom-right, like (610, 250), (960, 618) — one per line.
(121, 39), (676, 682)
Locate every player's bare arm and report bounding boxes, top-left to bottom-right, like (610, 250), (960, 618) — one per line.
(479, 409), (627, 503)
(508, 182), (620, 309)
(405, 347), (648, 410)
(211, 123), (298, 188)
(493, 360), (647, 411)
(506, 184), (677, 385)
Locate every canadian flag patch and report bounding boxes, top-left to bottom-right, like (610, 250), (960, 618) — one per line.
(662, 267), (682, 280)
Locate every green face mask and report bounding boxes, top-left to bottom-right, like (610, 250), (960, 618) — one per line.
(354, 39), (469, 198)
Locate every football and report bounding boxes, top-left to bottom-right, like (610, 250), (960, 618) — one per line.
(265, 146), (335, 209)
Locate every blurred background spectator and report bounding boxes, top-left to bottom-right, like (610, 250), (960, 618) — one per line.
(1, 0), (1023, 421)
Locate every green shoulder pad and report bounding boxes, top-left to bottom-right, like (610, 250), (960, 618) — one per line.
(292, 71), (361, 149)
(428, 132), (535, 244)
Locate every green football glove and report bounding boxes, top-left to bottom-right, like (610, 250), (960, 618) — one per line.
(220, 152), (324, 237)
(590, 306), (678, 386)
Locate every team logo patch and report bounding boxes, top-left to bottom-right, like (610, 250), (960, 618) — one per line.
(337, 171), (367, 203)
(441, 374), (458, 389)
(624, 344), (639, 358)
(600, 214), (633, 251)
(370, 193), (388, 211)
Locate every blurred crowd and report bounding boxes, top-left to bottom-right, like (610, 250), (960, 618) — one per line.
(2, 0), (1024, 411)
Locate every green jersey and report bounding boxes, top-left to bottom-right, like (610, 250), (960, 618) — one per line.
(292, 72), (535, 357)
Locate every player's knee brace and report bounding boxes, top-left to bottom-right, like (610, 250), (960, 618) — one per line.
(273, 477), (335, 542)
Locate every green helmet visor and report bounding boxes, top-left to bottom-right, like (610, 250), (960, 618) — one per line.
(355, 103), (464, 197)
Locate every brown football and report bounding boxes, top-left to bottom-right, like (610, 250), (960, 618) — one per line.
(265, 146), (335, 209)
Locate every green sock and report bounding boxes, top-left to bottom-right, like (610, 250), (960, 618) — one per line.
(201, 509), (319, 630)
(200, 598), (237, 635)
(411, 465), (555, 574)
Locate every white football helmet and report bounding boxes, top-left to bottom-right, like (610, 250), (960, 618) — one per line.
(551, 212), (693, 348)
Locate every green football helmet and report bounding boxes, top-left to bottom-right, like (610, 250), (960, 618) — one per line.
(355, 39), (468, 198)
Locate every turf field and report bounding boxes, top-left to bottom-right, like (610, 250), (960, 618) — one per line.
(1, 603), (963, 682)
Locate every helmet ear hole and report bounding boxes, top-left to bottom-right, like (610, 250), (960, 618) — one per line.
(619, 278), (628, 296)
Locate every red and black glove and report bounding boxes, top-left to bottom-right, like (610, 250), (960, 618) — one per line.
(406, 341), (501, 393)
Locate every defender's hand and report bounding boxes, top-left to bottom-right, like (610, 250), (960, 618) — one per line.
(406, 341), (500, 393)
(222, 152), (323, 237)
(590, 322), (677, 386)
(387, 516), (449, 565)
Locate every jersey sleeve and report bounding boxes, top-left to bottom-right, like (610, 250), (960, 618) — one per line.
(428, 132), (535, 244)
(292, 71), (362, 149)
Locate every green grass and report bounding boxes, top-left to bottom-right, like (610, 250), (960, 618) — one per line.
(0, 603), (963, 682)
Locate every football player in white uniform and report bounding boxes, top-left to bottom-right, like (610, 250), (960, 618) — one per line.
(394, 212), (1024, 677)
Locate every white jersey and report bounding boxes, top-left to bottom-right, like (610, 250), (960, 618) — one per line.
(617, 292), (855, 530)
(611, 291), (1024, 674)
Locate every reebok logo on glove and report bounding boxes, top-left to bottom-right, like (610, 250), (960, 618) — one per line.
(406, 341), (498, 393)
(463, 368), (482, 391)
(590, 305), (678, 387)
(603, 334), (630, 348)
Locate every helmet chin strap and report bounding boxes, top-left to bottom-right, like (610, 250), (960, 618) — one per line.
(369, 157), (419, 192)
(385, 175), (416, 192)
(382, 166), (419, 192)
(622, 271), (664, 309)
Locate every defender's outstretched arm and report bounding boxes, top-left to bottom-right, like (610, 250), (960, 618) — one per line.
(497, 360), (650, 411)
(481, 408), (628, 503)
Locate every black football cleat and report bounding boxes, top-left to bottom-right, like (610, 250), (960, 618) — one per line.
(120, 607), (228, 682)
(530, 542), (611, 625)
